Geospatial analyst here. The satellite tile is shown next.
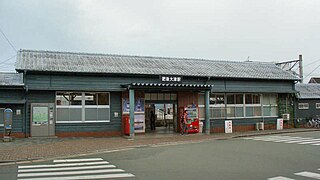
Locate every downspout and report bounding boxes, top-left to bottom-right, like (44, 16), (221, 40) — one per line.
(23, 70), (28, 138)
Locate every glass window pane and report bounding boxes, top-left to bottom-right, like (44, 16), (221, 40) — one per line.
(70, 93), (82, 105)
(151, 93), (157, 100)
(198, 93), (205, 105)
(70, 108), (81, 121)
(226, 107), (235, 117)
(145, 93), (150, 100)
(209, 94), (216, 104)
(98, 93), (109, 105)
(171, 93), (177, 100)
(85, 93), (96, 105)
(56, 92), (70, 105)
(262, 94), (270, 105)
(246, 107), (253, 117)
(263, 106), (271, 116)
(164, 93), (171, 100)
(98, 108), (110, 121)
(270, 94), (277, 105)
(253, 94), (260, 104)
(199, 107), (205, 119)
(216, 94), (225, 104)
(57, 108), (69, 121)
(85, 108), (97, 121)
(235, 107), (244, 117)
(227, 94), (235, 104)
(236, 94), (243, 104)
(245, 94), (252, 104)
(158, 93), (164, 100)
(253, 107), (261, 116)
(271, 106), (278, 116)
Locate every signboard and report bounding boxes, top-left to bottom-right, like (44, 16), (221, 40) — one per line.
(32, 107), (49, 124)
(160, 76), (182, 83)
(4, 108), (13, 130)
(277, 118), (284, 130)
(225, 120), (232, 133)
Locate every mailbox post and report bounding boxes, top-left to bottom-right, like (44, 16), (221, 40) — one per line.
(3, 108), (14, 142)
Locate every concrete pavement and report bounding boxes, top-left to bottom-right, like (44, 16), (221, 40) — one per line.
(0, 128), (319, 165)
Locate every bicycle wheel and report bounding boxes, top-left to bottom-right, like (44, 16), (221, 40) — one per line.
(306, 121), (312, 128)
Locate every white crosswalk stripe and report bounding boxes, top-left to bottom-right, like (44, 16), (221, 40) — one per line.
(17, 158), (135, 179)
(244, 135), (320, 146)
(268, 168), (320, 179)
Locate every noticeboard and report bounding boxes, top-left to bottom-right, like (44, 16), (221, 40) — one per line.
(4, 108), (13, 130)
(32, 107), (49, 124)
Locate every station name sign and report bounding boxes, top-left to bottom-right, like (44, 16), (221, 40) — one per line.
(160, 76), (182, 83)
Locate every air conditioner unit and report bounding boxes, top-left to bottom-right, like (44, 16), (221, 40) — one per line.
(256, 122), (264, 130)
(283, 114), (290, 121)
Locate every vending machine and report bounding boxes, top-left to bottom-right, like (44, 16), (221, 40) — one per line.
(179, 106), (200, 134)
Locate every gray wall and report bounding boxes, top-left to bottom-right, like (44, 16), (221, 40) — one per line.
(296, 99), (320, 120)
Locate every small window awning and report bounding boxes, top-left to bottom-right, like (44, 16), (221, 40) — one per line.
(123, 83), (213, 91)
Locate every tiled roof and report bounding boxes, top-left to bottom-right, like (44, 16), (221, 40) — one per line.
(295, 84), (320, 99)
(15, 49), (298, 80)
(308, 77), (320, 83)
(0, 72), (24, 86)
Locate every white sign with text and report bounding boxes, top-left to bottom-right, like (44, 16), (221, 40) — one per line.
(277, 118), (284, 130)
(225, 120), (233, 133)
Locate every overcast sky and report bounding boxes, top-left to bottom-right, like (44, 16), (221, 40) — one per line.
(0, 0), (319, 82)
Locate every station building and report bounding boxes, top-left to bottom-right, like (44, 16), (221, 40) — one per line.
(0, 49), (298, 138)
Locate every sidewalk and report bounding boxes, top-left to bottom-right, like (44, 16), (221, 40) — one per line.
(0, 128), (318, 165)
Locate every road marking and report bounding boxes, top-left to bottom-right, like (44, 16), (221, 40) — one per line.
(18, 161), (109, 169)
(268, 176), (296, 180)
(18, 165), (116, 172)
(53, 158), (103, 163)
(18, 169), (125, 177)
(17, 173), (135, 180)
(294, 171), (320, 179)
(244, 135), (320, 146)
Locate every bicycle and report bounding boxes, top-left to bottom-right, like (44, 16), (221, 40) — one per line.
(305, 117), (320, 128)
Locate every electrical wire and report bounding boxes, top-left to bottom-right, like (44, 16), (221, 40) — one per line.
(0, 27), (17, 52)
(304, 59), (320, 67)
(304, 64), (320, 79)
(0, 54), (16, 64)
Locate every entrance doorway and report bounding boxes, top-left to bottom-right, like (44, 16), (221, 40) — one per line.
(145, 103), (177, 134)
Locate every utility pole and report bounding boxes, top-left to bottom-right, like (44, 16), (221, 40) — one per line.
(276, 54), (303, 83)
(299, 54), (303, 83)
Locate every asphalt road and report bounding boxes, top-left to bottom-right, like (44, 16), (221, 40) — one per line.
(1, 131), (320, 180)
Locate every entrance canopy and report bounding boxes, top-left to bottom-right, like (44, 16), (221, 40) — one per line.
(123, 83), (213, 91)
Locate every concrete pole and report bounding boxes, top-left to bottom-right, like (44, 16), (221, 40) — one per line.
(299, 54), (303, 83)
(205, 90), (210, 135)
(129, 89), (135, 139)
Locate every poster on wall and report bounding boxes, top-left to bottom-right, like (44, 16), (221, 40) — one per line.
(122, 98), (130, 113)
(32, 107), (49, 124)
(134, 114), (145, 133)
(135, 98), (145, 113)
(123, 98), (145, 113)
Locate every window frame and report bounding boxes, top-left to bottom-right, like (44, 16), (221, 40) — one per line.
(56, 92), (110, 123)
(316, 103), (320, 109)
(298, 103), (309, 110)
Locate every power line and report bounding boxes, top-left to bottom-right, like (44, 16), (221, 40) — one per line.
(0, 54), (17, 64)
(304, 59), (320, 67)
(305, 64), (320, 79)
(0, 27), (17, 52)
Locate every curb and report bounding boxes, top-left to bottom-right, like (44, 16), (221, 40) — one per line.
(1, 129), (319, 166)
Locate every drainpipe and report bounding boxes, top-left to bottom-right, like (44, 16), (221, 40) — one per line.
(129, 88), (135, 139)
(23, 70), (28, 138)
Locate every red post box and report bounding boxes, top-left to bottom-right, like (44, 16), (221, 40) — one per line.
(122, 115), (130, 135)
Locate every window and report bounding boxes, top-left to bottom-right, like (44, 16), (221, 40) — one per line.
(145, 93), (177, 101)
(209, 94), (225, 119)
(298, 103), (309, 110)
(316, 103), (320, 109)
(262, 94), (278, 117)
(56, 92), (110, 123)
(245, 94), (261, 117)
(226, 94), (244, 118)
